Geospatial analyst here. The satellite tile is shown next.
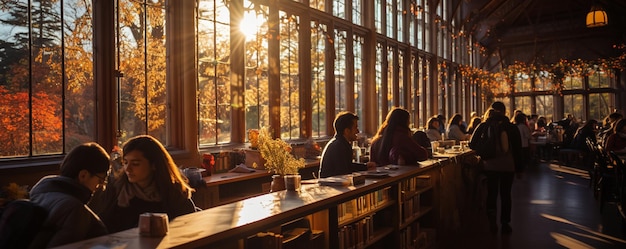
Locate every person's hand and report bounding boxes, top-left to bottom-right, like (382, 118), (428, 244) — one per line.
(366, 161), (377, 170)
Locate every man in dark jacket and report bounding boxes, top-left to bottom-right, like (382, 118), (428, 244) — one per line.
(471, 101), (523, 235)
(29, 143), (110, 248)
(319, 112), (375, 178)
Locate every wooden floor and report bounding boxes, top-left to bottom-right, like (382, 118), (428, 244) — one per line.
(449, 160), (626, 249)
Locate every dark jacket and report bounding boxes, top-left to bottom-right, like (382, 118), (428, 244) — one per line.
(90, 179), (197, 234)
(319, 134), (367, 178)
(370, 126), (429, 166)
(471, 113), (524, 173)
(29, 176), (107, 248)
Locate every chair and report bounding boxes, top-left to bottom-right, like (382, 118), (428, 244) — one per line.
(608, 151), (626, 220)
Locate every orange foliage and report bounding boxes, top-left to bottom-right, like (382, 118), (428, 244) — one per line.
(0, 86), (62, 156)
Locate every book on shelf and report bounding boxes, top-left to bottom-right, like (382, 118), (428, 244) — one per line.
(245, 232), (284, 249)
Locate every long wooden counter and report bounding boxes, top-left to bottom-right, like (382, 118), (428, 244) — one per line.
(54, 151), (476, 249)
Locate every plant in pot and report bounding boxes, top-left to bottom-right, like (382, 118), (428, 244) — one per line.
(257, 127), (305, 192)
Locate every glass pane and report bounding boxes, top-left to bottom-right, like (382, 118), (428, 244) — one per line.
(376, 44), (383, 125)
(244, 5), (270, 134)
(386, 0), (393, 38)
(118, 0), (147, 141)
(354, 35), (364, 130)
(589, 93), (611, 122)
(279, 12), (300, 139)
(333, 0), (345, 19)
(514, 73), (531, 92)
(514, 96), (532, 116)
(563, 76), (583, 90)
(536, 95), (554, 122)
(589, 70), (611, 88)
(563, 95), (583, 122)
(387, 46), (393, 109)
(32, 1), (63, 155)
(311, 22), (327, 137)
(396, 0), (402, 42)
(310, 0), (324, 11)
(535, 73), (552, 91)
(64, 0), (95, 150)
(0, 0), (31, 157)
(374, 0), (382, 34)
(335, 30), (347, 115)
(198, 0), (231, 145)
(146, 5), (167, 142)
(352, 0), (361, 25)
(398, 52), (404, 107)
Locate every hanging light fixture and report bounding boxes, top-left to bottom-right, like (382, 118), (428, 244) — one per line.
(586, 4), (608, 28)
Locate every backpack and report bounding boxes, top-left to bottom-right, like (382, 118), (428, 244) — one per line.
(470, 122), (507, 160)
(0, 199), (49, 249)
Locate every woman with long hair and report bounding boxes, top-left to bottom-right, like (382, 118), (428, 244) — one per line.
(90, 135), (198, 233)
(370, 108), (428, 166)
(447, 113), (471, 142)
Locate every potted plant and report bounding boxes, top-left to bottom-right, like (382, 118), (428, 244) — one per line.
(257, 127), (305, 191)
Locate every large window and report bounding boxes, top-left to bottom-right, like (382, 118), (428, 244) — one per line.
(5, 0), (617, 169)
(0, 0), (94, 157)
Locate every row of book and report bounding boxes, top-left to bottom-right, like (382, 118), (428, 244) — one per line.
(401, 194), (423, 221)
(400, 175), (432, 192)
(399, 223), (436, 249)
(338, 215), (375, 249)
(338, 187), (390, 222)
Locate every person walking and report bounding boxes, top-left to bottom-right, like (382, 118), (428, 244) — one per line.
(469, 102), (523, 234)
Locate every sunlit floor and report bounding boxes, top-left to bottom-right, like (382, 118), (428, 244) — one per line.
(449, 160), (626, 249)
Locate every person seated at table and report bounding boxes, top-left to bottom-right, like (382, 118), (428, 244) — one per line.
(447, 113), (471, 142)
(424, 116), (442, 142)
(28, 143), (110, 248)
(605, 119), (626, 155)
(599, 112), (623, 146)
(514, 113), (531, 167)
(319, 112), (375, 178)
(370, 107), (428, 166)
(90, 135), (198, 234)
(467, 116), (482, 136)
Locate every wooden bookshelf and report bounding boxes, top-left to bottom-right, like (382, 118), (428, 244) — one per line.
(55, 151), (474, 249)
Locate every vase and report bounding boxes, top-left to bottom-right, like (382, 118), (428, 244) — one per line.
(270, 175), (286, 192)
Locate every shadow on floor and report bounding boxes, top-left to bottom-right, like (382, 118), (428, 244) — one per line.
(449, 162), (626, 249)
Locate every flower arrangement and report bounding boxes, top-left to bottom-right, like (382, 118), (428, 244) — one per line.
(257, 127), (305, 175)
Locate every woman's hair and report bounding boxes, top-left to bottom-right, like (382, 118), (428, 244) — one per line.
(426, 117), (439, 130)
(514, 113), (527, 125)
(613, 119), (626, 134)
(121, 135), (194, 199)
(447, 114), (463, 129)
(467, 117), (482, 134)
(483, 108), (497, 120)
(60, 142), (110, 179)
(575, 119), (598, 136)
(374, 107), (411, 163)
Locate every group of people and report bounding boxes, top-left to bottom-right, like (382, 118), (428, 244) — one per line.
(25, 135), (198, 248)
(319, 102), (526, 235)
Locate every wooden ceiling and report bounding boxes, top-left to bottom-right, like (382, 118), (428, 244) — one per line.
(458, 0), (626, 71)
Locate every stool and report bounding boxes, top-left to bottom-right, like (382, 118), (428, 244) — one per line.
(558, 149), (583, 167)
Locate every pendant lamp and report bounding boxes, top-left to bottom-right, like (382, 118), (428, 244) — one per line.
(586, 5), (608, 28)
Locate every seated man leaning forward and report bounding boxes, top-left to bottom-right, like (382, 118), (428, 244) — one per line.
(319, 111), (376, 178)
